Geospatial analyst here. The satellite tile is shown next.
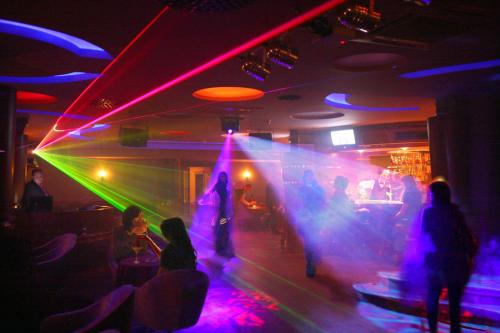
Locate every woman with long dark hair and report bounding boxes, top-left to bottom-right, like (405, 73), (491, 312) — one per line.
(423, 181), (478, 333)
(211, 171), (235, 258)
(159, 217), (197, 273)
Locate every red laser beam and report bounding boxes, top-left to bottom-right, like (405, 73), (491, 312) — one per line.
(35, 0), (345, 152)
(35, 5), (170, 151)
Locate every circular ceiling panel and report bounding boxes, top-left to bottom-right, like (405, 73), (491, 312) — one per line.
(290, 112), (344, 120)
(193, 87), (264, 102)
(16, 90), (57, 104)
(333, 53), (406, 72)
(325, 93), (419, 111)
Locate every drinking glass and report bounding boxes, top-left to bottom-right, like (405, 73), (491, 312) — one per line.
(131, 245), (141, 264)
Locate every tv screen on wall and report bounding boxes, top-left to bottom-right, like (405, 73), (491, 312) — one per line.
(330, 129), (356, 146)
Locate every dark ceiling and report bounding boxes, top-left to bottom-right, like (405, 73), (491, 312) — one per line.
(2, 0), (499, 146)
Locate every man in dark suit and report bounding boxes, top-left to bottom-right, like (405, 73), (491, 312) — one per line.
(21, 168), (50, 211)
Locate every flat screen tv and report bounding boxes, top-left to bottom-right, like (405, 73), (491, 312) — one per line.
(330, 128), (356, 146)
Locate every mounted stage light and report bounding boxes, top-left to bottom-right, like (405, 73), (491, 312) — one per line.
(220, 117), (240, 134)
(92, 97), (116, 110)
(265, 43), (299, 69)
(338, 4), (381, 33)
(119, 126), (149, 147)
(241, 55), (270, 81)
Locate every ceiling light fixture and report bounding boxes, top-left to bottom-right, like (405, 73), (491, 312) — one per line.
(338, 1), (381, 33)
(241, 55), (270, 81)
(265, 42), (299, 69)
(324, 93), (419, 111)
(0, 72), (100, 84)
(0, 18), (112, 59)
(192, 87), (264, 102)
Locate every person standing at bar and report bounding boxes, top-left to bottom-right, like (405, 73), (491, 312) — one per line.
(21, 168), (50, 211)
(392, 175), (423, 256)
(370, 169), (390, 200)
(423, 181), (478, 333)
(211, 171), (235, 258)
(298, 170), (326, 278)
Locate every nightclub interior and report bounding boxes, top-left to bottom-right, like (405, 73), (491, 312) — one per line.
(1, 1), (499, 332)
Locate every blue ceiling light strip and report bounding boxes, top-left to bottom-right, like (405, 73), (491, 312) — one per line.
(0, 19), (112, 60)
(16, 109), (93, 120)
(324, 93), (419, 111)
(400, 59), (500, 79)
(0, 72), (100, 84)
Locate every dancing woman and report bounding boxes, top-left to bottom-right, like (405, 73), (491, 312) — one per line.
(211, 171), (235, 258)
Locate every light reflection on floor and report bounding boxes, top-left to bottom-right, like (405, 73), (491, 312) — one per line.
(357, 302), (500, 333)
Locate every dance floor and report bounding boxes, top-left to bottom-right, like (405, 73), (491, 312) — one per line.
(62, 219), (500, 333)
(128, 221), (389, 333)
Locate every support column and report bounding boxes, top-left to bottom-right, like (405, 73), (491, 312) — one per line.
(0, 86), (16, 224)
(14, 118), (29, 205)
(430, 95), (500, 240)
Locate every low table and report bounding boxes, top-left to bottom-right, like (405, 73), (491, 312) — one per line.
(115, 254), (159, 287)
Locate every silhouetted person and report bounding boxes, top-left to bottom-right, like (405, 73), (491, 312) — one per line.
(298, 170), (326, 278)
(112, 205), (148, 262)
(240, 184), (256, 207)
(158, 217), (197, 273)
(398, 175), (422, 214)
(330, 175), (354, 223)
(265, 183), (280, 234)
(393, 175), (422, 253)
(211, 171), (234, 258)
(21, 168), (50, 211)
(423, 181), (478, 333)
(328, 176), (355, 254)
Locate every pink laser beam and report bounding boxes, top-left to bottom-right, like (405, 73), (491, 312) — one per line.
(35, 0), (345, 152)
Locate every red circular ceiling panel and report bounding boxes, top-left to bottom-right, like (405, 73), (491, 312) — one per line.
(192, 87), (264, 102)
(16, 90), (57, 104)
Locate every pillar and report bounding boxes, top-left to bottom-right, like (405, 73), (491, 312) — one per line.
(14, 117), (29, 205)
(0, 86), (16, 224)
(429, 94), (500, 240)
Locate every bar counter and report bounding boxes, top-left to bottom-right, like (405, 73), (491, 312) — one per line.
(13, 205), (118, 245)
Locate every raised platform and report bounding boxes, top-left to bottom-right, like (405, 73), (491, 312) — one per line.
(354, 271), (500, 329)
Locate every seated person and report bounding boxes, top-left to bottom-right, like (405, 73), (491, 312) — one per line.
(21, 168), (51, 211)
(112, 205), (148, 262)
(158, 217), (197, 274)
(240, 184), (256, 208)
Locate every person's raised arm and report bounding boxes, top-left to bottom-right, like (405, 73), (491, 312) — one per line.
(136, 234), (161, 256)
